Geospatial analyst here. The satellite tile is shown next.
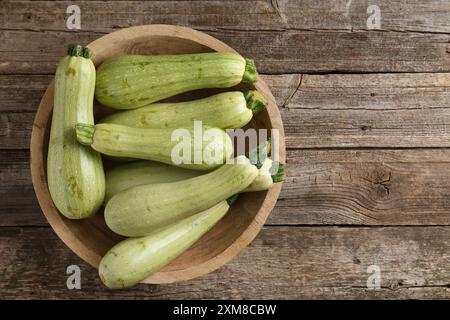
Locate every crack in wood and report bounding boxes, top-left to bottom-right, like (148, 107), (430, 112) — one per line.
(331, 283), (450, 291)
(373, 172), (392, 196)
(281, 74), (302, 109)
(270, 0), (287, 26)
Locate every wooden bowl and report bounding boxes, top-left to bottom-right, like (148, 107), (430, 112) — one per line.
(30, 25), (285, 284)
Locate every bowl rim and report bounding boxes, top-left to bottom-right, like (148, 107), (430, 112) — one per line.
(30, 24), (286, 284)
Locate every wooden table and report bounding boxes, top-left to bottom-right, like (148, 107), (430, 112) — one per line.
(1, 0), (450, 299)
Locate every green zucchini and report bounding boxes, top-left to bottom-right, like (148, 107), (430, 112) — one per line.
(243, 158), (285, 192)
(95, 52), (258, 109)
(47, 45), (105, 219)
(104, 155), (258, 237)
(104, 161), (204, 204)
(104, 159), (285, 203)
(99, 200), (232, 289)
(75, 123), (233, 170)
(100, 91), (267, 129)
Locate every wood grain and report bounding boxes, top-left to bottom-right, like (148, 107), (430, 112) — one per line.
(1, 0), (450, 74)
(5, 148), (450, 227)
(0, 112), (33, 149)
(1, 226), (449, 299)
(3, 73), (450, 149)
(2, 0), (450, 33)
(0, 75), (52, 112)
(2, 29), (449, 74)
(0, 150), (43, 226)
(272, 148), (450, 225)
(281, 73), (450, 148)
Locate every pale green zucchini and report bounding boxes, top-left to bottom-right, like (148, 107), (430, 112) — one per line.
(104, 159), (285, 203)
(99, 200), (231, 289)
(104, 156), (258, 237)
(95, 52), (258, 109)
(47, 45), (105, 219)
(243, 158), (285, 192)
(75, 123), (233, 170)
(104, 161), (204, 204)
(100, 90), (267, 129)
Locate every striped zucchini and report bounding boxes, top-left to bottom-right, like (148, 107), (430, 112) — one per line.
(47, 45), (105, 219)
(100, 91), (267, 129)
(104, 156), (258, 237)
(95, 52), (258, 109)
(75, 123), (233, 170)
(99, 200), (232, 289)
(104, 159), (285, 203)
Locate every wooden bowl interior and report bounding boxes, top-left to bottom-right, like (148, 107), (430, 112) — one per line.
(32, 26), (283, 283)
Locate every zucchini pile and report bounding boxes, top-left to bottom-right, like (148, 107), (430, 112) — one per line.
(47, 45), (285, 289)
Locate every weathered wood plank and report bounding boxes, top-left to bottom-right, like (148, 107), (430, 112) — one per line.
(2, 1), (450, 33)
(0, 112), (32, 149)
(0, 75), (52, 112)
(282, 73), (450, 148)
(4, 148), (450, 227)
(0, 150), (45, 226)
(1, 29), (449, 74)
(271, 148), (450, 225)
(0, 30), (102, 75)
(3, 73), (450, 149)
(2, 0), (450, 74)
(1, 226), (449, 299)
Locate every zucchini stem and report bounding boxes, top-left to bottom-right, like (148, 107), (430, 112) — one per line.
(244, 90), (268, 114)
(271, 163), (285, 183)
(82, 47), (93, 59)
(242, 58), (257, 83)
(67, 44), (92, 59)
(75, 123), (95, 146)
(248, 140), (271, 168)
(226, 194), (239, 206)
